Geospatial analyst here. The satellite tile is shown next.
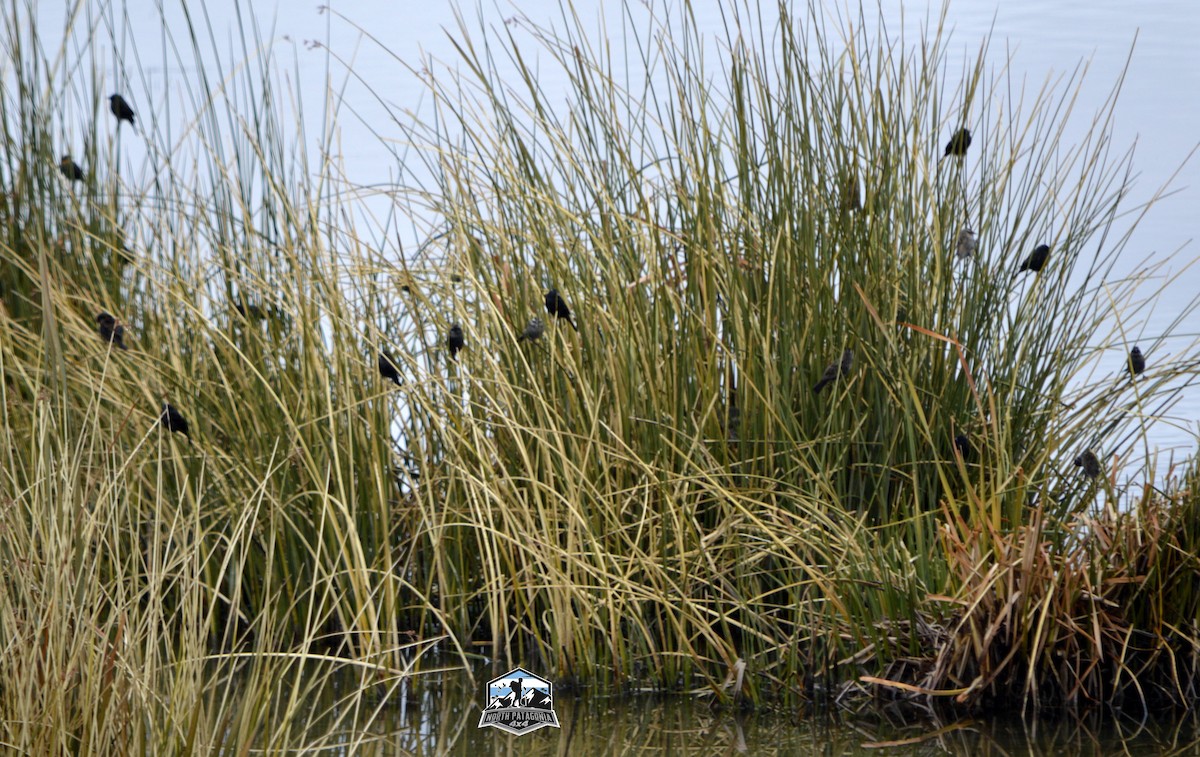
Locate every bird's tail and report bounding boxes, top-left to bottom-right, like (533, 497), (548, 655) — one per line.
(567, 317), (578, 331)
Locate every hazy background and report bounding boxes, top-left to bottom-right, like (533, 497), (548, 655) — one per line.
(46, 0), (1200, 460)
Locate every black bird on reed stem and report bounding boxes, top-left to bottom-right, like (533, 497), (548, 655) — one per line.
(109, 94), (136, 128)
(943, 127), (972, 159)
(378, 351), (402, 386)
(544, 289), (577, 330)
(1018, 244), (1050, 275)
(813, 349), (854, 393)
(953, 434), (971, 461)
(96, 312), (126, 350)
(60, 155), (84, 182)
(1127, 346), (1145, 378)
(160, 402), (190, 441)
(447, 324), (464, 360)
(1074, 449), (1101, 479)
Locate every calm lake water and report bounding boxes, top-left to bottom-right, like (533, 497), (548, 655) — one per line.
(278, 663), (1200, 754)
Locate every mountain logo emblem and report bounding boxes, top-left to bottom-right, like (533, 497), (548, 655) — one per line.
(478, 667), (560, 736)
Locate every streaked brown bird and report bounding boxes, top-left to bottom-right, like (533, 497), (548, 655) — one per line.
(813, 349), (854, 393)
(59, 155), (84, 182)
(109, 93), (136, 127)
(378, 351), (402, 386)
(96, 312), (126, 350)
(943, 127), (972, 159)
(518, 316), (545, 342)
(1128, 346), (1145, 378)
(160, 402), (190, 440)
(955, 227), (977, 260)
(447, 324), (464, 360)
(1018, 243), (1050, 274)
(544, 289), (577, 330)
(1074, 449), (1101, 479)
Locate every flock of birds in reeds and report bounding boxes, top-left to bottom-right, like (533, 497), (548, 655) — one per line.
(72, 105), (1144, 479)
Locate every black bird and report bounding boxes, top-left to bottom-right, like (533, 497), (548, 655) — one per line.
(160, 402), (191, 440)
(378, 351), (402, 386)
(1128, 346), (1145, 378)
(953, 434), (971, 461)
(943, 127), (972, 159)
(813, 349), (854, 393)
(1018, 243), (1050, 274)
(59, 155), (84, 182)
(544, 289), (577, 330)
(96, 312), (126, 350)
(447, 324), (464, 360)
(1074, 449), (1101, 479)
(233, 301), (266, 322)
(109, 94), (136, 127)
(517, 316), (545, 343)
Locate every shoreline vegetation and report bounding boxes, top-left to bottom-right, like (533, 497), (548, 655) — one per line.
(3, 0), (1199, 750)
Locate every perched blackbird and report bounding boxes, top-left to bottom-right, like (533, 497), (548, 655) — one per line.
(1128, 346), (1145, 377)
(943, 127), (972, 159)
(160, 402), (190, 440)
(953, 434), (971, 461)
(813, 349), (854, 393)
(955, 227), (977, 260)
(1074, 449), (1101, 479)
(96, 311), (126, 350)
(1018, 243), (1050, 274)
(544, 289), (577, 330)
(378, 351), (402, 386)
(517, 316), (545, 342)
(59, 155), (84, 182)
(109, 94), (136, 126)
(233, 301), (266, 321)
(447, 324), (464, 360)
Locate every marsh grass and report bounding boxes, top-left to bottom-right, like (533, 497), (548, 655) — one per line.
(377, 0), (1200, 707)
(2, 0), (1200, 748)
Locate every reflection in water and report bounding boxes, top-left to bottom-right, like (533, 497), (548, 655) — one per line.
(280, 664), (1200, 755)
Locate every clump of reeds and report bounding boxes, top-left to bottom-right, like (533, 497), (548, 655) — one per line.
(2, 3), (1199, 747)
(378, 0), (1200, 708)
(0, 1), (438, 751)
